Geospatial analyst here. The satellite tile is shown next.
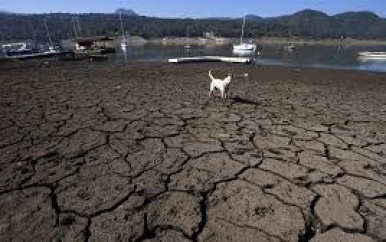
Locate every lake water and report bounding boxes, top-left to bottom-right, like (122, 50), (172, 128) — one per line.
(113, 43), (386, 72)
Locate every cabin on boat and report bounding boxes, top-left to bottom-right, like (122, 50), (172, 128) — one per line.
(72, 36), (115, 53)
(1, 42), (40, 56)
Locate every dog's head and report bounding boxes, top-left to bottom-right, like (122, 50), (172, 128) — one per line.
(224, 73), (232, 83)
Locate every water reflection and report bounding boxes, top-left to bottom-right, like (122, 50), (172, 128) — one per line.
(113, 43), (386, 72)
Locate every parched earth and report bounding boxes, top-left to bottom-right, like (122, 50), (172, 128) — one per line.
(0, 60), (386, 242)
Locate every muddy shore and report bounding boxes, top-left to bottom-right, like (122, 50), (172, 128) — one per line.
(1, 60), (386, 241)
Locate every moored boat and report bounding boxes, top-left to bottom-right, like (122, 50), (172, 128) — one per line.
(358, 52), (386, 59)
(233, 15), (256, 52)
(2, 42), (62, 59)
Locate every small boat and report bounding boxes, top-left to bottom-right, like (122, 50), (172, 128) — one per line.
(233, 43), (256, 51)
(285, 45), (296, 51)
(233, 15), (256, 52)
(2, 42), (62, 59)
(358, 52), (386, 59)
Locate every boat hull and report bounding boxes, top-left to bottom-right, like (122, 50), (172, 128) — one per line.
(233, 43), (256, 52)
(358, 52), (386, 59)
(5, 51), (62, 60)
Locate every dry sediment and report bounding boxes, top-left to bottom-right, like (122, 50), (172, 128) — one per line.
(0, 60), (386, 241)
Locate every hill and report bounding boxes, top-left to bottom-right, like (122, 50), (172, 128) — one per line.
(114, 8), (138, 16)
(0, 9), (385, 42)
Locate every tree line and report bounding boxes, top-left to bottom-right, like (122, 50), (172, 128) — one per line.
(0, 9), (385, 42)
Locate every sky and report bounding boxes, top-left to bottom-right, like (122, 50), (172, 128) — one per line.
(0, 0), (385, 18)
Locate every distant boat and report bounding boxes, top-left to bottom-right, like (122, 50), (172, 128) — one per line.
(233, 15), (256, 52)
(184, 26), (191, 50)
(358, 52), (386, 59)
(285, 45), (296, 51)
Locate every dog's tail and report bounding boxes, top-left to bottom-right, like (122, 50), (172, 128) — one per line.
(209, 69), (215, 81)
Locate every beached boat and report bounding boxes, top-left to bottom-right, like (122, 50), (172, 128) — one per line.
(358, 52), (386, 59)
(233, 15), (256, 52)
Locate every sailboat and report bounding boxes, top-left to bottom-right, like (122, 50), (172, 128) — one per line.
(233, 15), (256, 52)
(119, 10), (128, 51)
(2, 19), (61, 59)
(43, 19), (59, 53)
(184, 26), (191, 50)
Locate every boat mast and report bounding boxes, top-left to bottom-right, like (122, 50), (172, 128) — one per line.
(44, 19), (53, 46)
(72, 17), (79, 38)
(119, 10), (126, 42)
(240, 15), (245, 44)
(76, 17), (82, 37)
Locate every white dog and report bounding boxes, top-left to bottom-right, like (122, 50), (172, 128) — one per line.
(208, 70), (232, 99)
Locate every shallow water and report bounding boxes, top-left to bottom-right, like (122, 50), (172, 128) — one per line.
(113, 43), (386, 72)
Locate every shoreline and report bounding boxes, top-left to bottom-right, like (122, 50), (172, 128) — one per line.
(58, 36), (386, 49)
(132, 36), (386, 46)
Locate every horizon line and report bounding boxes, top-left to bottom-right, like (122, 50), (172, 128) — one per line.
(1, 8), (384, 19)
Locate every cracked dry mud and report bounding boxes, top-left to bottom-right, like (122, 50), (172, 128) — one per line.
(1, 60), (386, 242)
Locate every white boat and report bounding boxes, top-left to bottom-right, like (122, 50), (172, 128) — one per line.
(232, 48), (255, 56)
(358, 52), (386, 59)
(121, 42), (128, 51)
(233, 43), (256, 51)
(233, 15), (256, 52)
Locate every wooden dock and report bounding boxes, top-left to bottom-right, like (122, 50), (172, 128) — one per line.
(168, 56), (254, 64)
